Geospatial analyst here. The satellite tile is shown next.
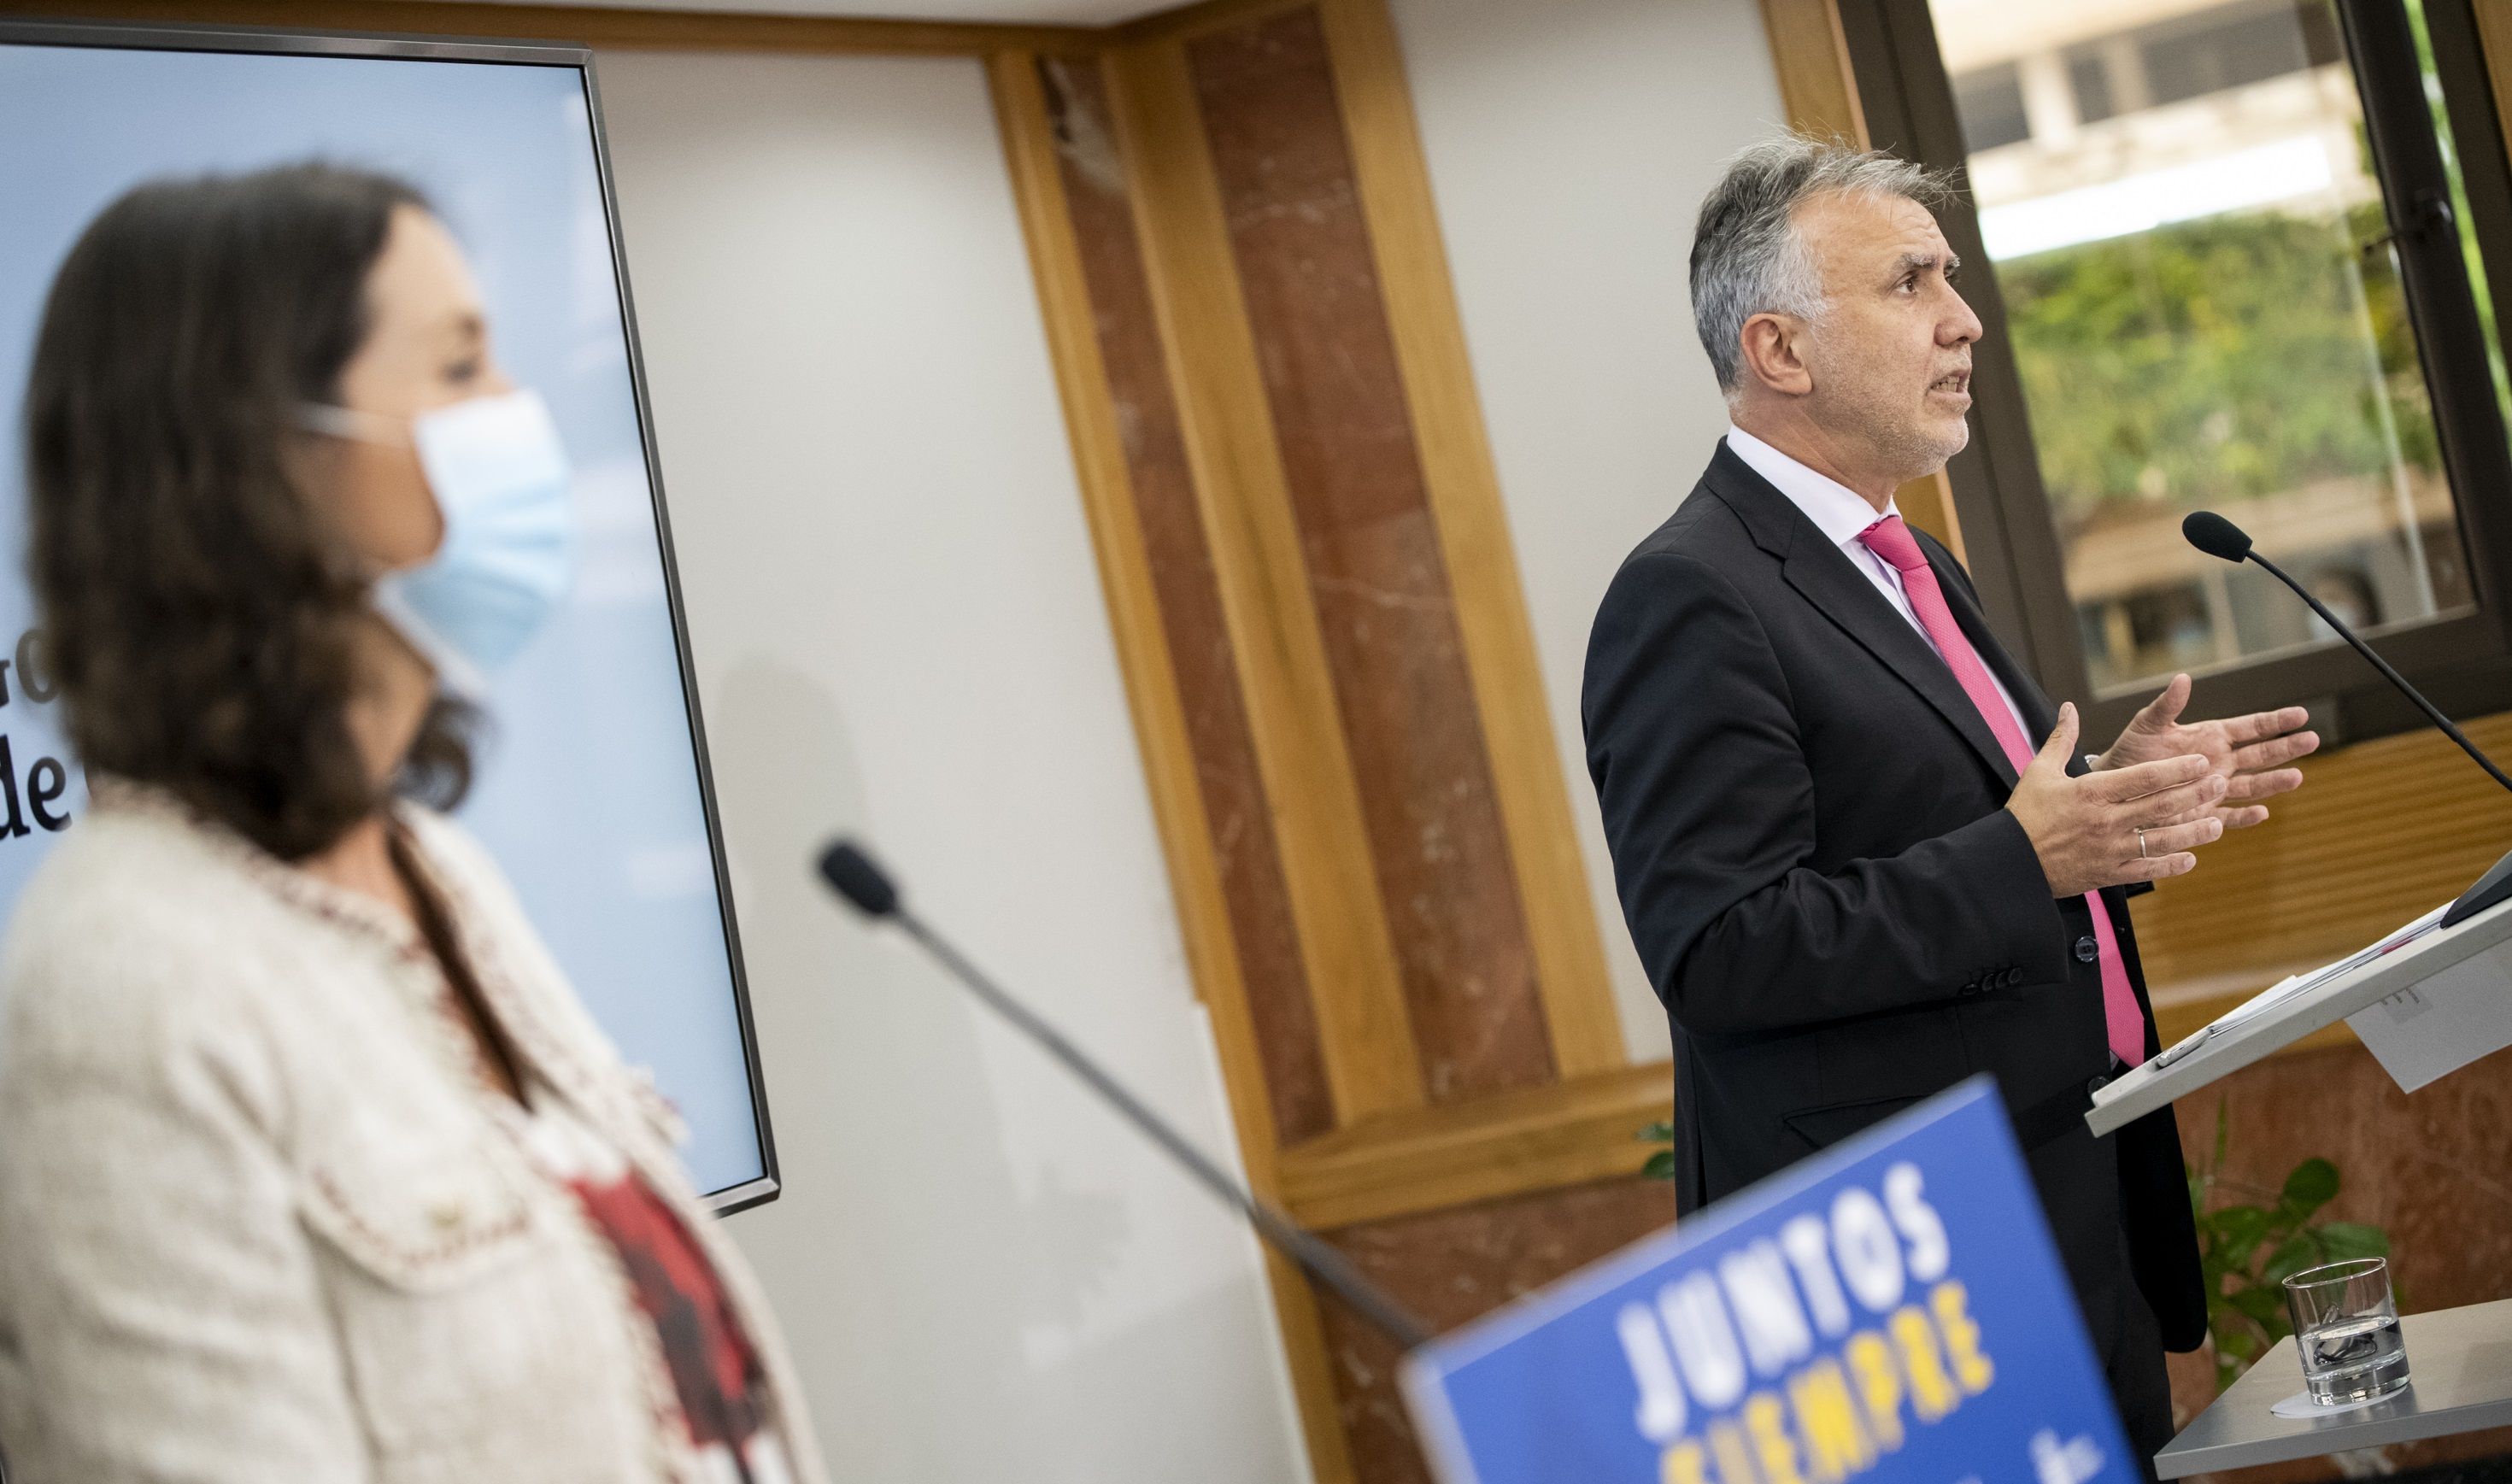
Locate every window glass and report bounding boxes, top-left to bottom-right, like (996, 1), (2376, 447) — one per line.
(1952, 63), (2032, 153)
(1932, 0), (2491, 694)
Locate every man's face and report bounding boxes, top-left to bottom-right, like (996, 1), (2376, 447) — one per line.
(1790, 190), (1982, 481)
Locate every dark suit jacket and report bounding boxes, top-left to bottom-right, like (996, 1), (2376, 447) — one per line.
(1583, 442), (2205, 1352)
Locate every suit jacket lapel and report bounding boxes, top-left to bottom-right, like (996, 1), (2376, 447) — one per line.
(1704, 444), (2021, 789)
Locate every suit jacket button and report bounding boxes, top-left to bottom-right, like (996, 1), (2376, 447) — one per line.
(2087, 1074), (2110, 1097)
(2074, 936), (2099, 964)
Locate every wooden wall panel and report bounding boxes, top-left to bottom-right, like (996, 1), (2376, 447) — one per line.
(1106, 31), (1432, 1124)
(1758, 0), (1867, 143)
(1184, 6), (1556, 1105)
(1278, 1063), (1671, 1229)
(1033, 54), (1339, 1147)
(1314, 0), (1629, 1078)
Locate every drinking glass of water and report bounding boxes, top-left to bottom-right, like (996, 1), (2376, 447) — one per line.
(2284, 1258), (2409, 1406)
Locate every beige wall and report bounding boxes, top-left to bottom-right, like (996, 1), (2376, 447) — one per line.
(1387, 0), (1793, 1060)
(591, 47), (1310, 1484)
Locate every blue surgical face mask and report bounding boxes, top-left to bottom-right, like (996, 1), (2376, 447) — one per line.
(298, 389), (577, 697)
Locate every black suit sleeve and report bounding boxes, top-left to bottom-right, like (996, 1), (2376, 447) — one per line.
(1583, 550), (2069, 1037)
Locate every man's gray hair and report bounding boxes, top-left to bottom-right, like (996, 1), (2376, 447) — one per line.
(1689, 135), (1956, 396)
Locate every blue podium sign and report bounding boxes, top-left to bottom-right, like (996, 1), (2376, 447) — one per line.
(1401, 1077), (2134, 1484)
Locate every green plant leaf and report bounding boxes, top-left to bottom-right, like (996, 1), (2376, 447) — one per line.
(2210, 1205), (2274, 1264)
(1635, 1122), (1675, 1145)
(2280, 1158), (2339, 1216)
(2262, 1234), (2325, 1286)
(2207, 1204), (2272, 1238)
(1641, 1150), (1678, 1181)
(2213, 1321), (2262, 1363)
(2229, 1286), (2286, 1325)
(2317, 1223), (2391, 1260)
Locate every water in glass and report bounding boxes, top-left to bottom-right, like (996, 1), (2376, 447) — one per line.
(2298, 1313), (2409, 1405)
(2286, 1257), (2409, 1406)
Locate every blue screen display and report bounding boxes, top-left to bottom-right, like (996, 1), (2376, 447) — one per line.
(0, 36), (768, 1197)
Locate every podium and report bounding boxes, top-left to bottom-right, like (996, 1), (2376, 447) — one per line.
(2086, 895), (2512, 1136)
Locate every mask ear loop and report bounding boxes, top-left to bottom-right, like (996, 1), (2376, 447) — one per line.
(292, 403), (488, 701)
(291, 402), (419, 577)
(293, 402), (408, 446)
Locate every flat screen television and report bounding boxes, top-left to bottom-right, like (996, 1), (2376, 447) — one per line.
(0, 20), (778, 1208)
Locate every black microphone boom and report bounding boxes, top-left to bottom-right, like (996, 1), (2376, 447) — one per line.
(2181, 509), (2253, 564)
(814, 840), (1435, 1351)
(2181, 511), (2512, 926)
(819, 842), (900, 919)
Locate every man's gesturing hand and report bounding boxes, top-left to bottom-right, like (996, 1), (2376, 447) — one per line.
(2008, 702), (2228, 897)
(2095, 672), (2315, 830)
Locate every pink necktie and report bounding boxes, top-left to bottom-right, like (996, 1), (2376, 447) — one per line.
(1858, 514), (2145, 1068)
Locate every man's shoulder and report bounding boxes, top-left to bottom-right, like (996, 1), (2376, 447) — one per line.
(1608, 468), (1770, 605)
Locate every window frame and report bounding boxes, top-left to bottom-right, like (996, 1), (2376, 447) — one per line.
(1838, 0), (2512, 745)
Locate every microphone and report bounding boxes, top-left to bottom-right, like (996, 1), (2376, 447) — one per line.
(2180, 510), (2252, 564)
(814, 839), (1435, 1351)
(2182, 511), (2512, 925)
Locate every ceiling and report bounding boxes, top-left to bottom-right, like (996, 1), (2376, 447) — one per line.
(458, 0), (1159, 26)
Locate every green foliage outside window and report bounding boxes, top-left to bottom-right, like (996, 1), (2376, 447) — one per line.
(1997, 208), (2439, 531)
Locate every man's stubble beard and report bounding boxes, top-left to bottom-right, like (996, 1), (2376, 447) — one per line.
(1806, 357), (1969, 491)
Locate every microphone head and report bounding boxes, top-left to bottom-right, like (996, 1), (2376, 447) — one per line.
(818, 839), (900, 919)
(2183, 510), (2253, 563)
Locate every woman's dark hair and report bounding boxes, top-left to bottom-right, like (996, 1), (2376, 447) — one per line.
(24, 161), (476, 861)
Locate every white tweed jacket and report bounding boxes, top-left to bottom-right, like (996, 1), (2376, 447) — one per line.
(0, 783), (826, 1484)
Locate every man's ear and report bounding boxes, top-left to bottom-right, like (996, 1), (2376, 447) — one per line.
(1737, 311), (1813, 397)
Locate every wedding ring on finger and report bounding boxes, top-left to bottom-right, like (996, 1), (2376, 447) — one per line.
(2136, 827), (2149, 859)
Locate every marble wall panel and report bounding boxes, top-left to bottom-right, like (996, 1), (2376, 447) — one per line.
(1183, 6), (1555, 1104)
(1315, 1175), (1679, 1483)
(1040, 56), (1337, 1143)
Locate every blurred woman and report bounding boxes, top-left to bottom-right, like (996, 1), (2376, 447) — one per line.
(0, 163), (823, 1484)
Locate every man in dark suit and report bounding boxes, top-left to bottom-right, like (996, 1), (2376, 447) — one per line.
(1583, 138), (2321, 1465)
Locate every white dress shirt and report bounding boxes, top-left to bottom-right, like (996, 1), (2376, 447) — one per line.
(1725, 424), (2029, 739)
